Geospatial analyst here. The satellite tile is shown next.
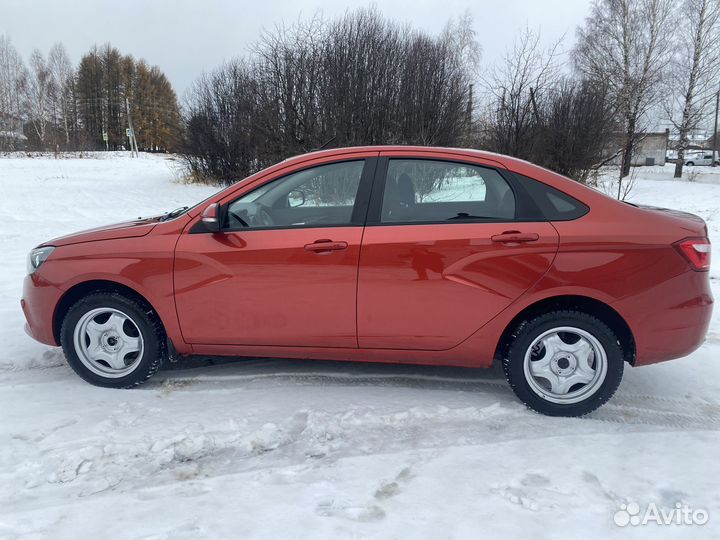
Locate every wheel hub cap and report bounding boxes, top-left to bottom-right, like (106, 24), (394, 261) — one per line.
(73, 307), (144, 378)
(552, 353), (577, 376)
(101, 331), (121, 352)
(523, 326), (608, 404)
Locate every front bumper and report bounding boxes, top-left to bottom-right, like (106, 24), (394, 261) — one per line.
(21, 272), (62, 346)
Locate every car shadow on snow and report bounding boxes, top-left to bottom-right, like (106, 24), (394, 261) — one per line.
(152, 354), (512, 395)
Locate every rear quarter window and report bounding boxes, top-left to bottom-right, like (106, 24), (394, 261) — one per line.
(513, 173), (589, 221)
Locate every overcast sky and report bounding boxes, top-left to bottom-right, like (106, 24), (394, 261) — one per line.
(1, 0), (592, 99)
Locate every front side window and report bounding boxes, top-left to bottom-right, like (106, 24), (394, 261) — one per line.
(380, 159), (516, 223)
(226, 160), (365, 229)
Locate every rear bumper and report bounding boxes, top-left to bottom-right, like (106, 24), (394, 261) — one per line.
(21, 272), (62, 346)
(613, 269), (713, 366)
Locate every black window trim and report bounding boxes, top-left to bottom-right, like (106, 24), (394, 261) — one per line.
(189, 154), (589, 233)
(365, 156), (589, 226)
(191, 157), (378, 234)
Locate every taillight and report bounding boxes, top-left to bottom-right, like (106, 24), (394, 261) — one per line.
(674, 238), (711, 271)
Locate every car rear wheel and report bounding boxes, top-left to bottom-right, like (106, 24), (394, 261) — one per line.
(60, 292), (164, 388)
(502, 310), (624, 416)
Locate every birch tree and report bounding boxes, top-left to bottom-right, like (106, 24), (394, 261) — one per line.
(48, 42), (75, 146)
(24, 49), (52, 148)
(666, 0), (720, 177)
(574, 0), (675, 184)
(0, 35), (27, 147)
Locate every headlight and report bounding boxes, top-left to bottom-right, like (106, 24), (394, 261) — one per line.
(27, 246), (55, 274)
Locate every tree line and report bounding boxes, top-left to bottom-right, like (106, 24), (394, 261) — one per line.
(183, 9), (478, 184)
(0, 39), (181, 152)
(2, 0), (719, 188)
(183, 1), (720, 187)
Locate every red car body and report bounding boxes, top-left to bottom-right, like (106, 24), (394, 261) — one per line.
(22, 146), (713, 370)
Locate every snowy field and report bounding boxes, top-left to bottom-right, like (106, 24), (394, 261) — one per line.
(1, 153), (719, 539)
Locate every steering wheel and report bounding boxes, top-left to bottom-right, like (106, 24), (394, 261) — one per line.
(252, 205), (275, 227)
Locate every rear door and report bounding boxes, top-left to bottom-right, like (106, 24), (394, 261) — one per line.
(357, 154), (559, 351)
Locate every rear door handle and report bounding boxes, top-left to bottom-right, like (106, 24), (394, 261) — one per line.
(491, 231), (540, 244)
(304, 239), (349, 253)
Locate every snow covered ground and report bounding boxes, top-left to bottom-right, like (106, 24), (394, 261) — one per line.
(1, 153), (719, 539)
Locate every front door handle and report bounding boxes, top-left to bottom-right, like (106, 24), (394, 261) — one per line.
(491, 230), (540, 244)
(304, 239), (349, 253)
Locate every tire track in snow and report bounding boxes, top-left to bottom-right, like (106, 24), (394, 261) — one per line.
(589, 392), (720, 429)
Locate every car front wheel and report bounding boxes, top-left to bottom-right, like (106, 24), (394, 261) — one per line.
(502, 310), (624, 416)
(60, 292), (164, 388)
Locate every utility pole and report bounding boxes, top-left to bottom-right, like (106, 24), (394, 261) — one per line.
(126, 97), (139, 157)
(713, 88), (719, 167)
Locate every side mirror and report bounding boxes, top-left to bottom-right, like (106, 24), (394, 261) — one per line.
(201, 203), (221, 232)
(288, 189), (306, 208)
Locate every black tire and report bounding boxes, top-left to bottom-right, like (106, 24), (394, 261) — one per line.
(687, 161), (694, 166)
(502, 310), (624, 417)
(60, 291), (164, 388)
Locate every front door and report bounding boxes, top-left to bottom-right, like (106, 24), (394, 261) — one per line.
(358, 157), (559, 350)
(174, 158), (375, 347)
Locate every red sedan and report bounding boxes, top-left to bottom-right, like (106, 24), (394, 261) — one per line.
(21, 146), (713, 416)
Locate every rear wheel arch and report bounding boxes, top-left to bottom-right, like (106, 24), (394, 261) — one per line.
(494, 295), (636, 365)
(53, 280), (166, 345)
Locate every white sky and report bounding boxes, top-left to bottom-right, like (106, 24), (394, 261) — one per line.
(1, 0), (592, 100)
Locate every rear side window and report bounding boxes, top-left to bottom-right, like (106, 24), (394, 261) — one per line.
(513, 173), (589, 221)
(380, 159), (515, 223)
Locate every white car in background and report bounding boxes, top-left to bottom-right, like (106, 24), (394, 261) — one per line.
(685, 151), (719, 166)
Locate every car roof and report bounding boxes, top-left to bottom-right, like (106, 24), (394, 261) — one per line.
(283, 145), (508, 163)
(283, 145), (563, 179)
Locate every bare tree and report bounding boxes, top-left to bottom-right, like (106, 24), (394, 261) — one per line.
(0, 35), (28, 149)
(539, 77), (619, 182)
(183, 8), (477, 184)
(441, 11), (481, 142)
(48, 42), (75, 147)
(665, 0), (720, 178)
(481, 27), (562, 159)
(575, 0), (675, 185)
(24, 49), (52, 148)
(441, 11), (481, 73)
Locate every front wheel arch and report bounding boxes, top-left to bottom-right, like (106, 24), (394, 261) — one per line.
(494, 295), (636, 366)
(53, 280), (165, 345)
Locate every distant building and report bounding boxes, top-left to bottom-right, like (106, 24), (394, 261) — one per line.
(0, 112), (27, 149)
(667, 128), (713, 152)
(608, 130), (669, 166)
